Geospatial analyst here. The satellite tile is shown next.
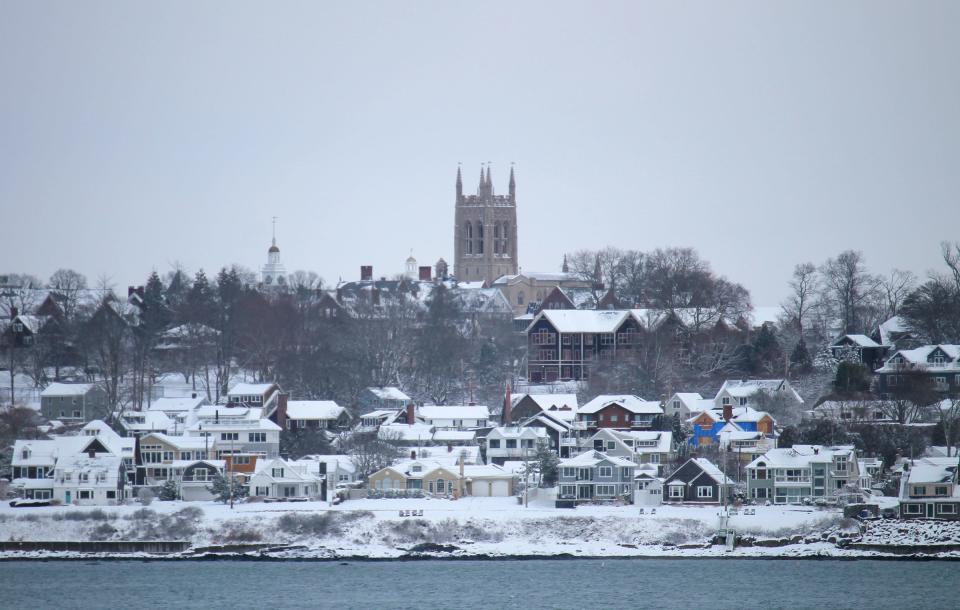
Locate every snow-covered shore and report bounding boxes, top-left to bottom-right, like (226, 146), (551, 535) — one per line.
(2, 497), (959, 560)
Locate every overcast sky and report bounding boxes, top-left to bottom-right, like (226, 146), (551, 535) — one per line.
(2, 1), (958, 305)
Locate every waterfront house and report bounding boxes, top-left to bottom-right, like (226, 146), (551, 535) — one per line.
(746, 445), (863, 504)
(898, 457), (960, 520)
(663, 458), (733, 504)
(577, 395), (663, 432)
(40, 382), (109, 423)
(557, 451), (636, 503)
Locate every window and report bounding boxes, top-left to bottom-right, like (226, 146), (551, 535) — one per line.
(249, 432), (266, 443)
(938, 503), (957, 515)
(73, 410), (81, 418)
(599, 334), (614, 346)
(488, 439), (501, 449)
(506, 439), (517, 449)
(672, 400), (680, 411)
(935, 486), (949, 497)
(531, 329), (554, 345)
(609, 415), (618, 423)
(598, 466), (613, 478)
(903, 503), (922, 515)
(272, 467), (285, 478)
(79, 490), (92, 499)
(436, 479), (445, 493)
(697, 486), (713, 498)
(106, 491), (116, 499)
(935, 376), (948, 390)
(722, 397), (731, 406)
(562, 467), (576, 478)
(835, 456), (848, 472)
(669, 485), (683, 498)
(607, 441), (616, 450)
(912, 486), (926, 496)
(596, 485), (616, 496)
(411, 465), (422, 473)
(888, 375), (899, 387)
(560, 485), (576, 497)
(221, 433), (239, 441)
(79, 473), (89, 482)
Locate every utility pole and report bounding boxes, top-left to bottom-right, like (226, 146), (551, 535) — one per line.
(229, 435), (235, 510)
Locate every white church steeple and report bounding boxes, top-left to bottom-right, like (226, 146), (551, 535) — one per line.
(261, 217), (287, 288)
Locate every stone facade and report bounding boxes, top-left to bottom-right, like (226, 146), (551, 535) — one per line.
(454, 164), (518, 284)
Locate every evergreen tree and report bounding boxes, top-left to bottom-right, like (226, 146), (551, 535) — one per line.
(534, 443), (560, 487)
(790, 338), (813, 373)
(158, 479), (179, 501)
(671, 413), (687, 445)
(207, 474), (248, 504)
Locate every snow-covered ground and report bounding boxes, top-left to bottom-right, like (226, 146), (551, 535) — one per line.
(5, 496), (950, 559)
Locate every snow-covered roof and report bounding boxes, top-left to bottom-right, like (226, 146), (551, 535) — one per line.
(418, 405), (490, 421)
(227, 382), (276, 396)
(877, 344), (960, 372)
(529, 309), (630, 334)
(431, 430), (477, 442)
(119, 410), (174, 432)
(40, 382), (96, 397)
(746, 445), (856, 469)
(366, 387), (411, 401)
(359, 409), (396, 420)
(833, 334), (882, 348)
(579, 395), (663, 415)
(53, 454), (124, 485)
(140, 433), (211, 450)
(286, 400), (344, 421)
(688, 458), (735, 485)
(379, 423), (434, 443)
(461, 464), (513, 479)
(878, 315), (908, 346)
(295, 455), (357, 475)
(716, 379), (803, 404)
(560, 450), (636, 468)
(746, 306), (781, 328)
(514, 393), (579, 414)
(147, 396), (207, 413)
(488, 425), (548, 440)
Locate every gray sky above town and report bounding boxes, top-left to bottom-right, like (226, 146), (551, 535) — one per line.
(2, 1), (958, 305)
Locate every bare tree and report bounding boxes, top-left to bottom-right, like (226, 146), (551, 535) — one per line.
(819, 250), (882, 334)
(48, 268), (88, 322)
(782, 262), (819, 337)
(881, 269), (916, 319)
(344, 429), (403, 479)
(936, 396), (960, 457)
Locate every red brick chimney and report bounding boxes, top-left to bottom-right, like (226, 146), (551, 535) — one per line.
(410, 450), (417, 460)
(361, 265), (373, 281)
(276, 392), (289, 429)
(418, 266), (432, 281)
(722, 403), (733, 422)
(406, 402), (416, 426)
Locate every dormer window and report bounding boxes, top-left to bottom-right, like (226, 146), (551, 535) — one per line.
(411, 465), (423, 473)
(21, 448), (30, 459)
(932, 354), (947, 367)
(722, 396), (731, 406)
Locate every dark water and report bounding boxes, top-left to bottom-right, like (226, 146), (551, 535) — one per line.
(0, 558), (952, 609)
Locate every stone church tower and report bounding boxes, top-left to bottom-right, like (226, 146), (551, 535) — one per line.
(454, 164), (519, 284)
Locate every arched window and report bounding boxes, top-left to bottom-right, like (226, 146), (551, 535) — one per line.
(477, 222), (484, 254)
(502, 222), (509, 255)
(465, 222), (473, 254)
(493, 223), (501, 254)
(517, 291), (525, 305)
(436, 478), (445, 493)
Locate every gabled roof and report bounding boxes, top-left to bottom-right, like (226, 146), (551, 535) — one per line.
(579, 395), (662, 415)
(366, 387), (411, 401)
(227, 382), (277, 396)
(41, 382), (96, 397)
(687, 458), (735, 485)
(877, 344), (960, 372)
(418, 405), (490, 421)
(716, 379), (803, 403)
(514, 393), (579, 412)
(147, 395), (208, 413)
(560, 450), (636, 468)
(746, 445), (856, 469)
(286, 400), (345, 421)
(833, 334), (882, 348)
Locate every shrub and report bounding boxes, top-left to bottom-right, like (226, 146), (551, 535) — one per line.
(127, 508), (157, 521)
(53, 509), (113, 522)
(276, 513), (341, 537)
(89, 523), (118, 541)
(215, 520), (264, 543)
(16, 513), (41, 522)
(138, 488), (155, 506)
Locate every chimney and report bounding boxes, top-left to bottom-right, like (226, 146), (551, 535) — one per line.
(722, 403), (732, 422)
(410, 450), (417, 460)
(10, 306), (17, 318)
(361, 265), (373, 281)
(418, 266), (432, 281)
(503, 381), (512, 425)
(814, 447), (820, 455)
(191, 392), (197, 399)
(276, 392), (288, 430)
(447, 443), (453, 453)
(406, 402), (416, 426)
(87, 448), (96, 458)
